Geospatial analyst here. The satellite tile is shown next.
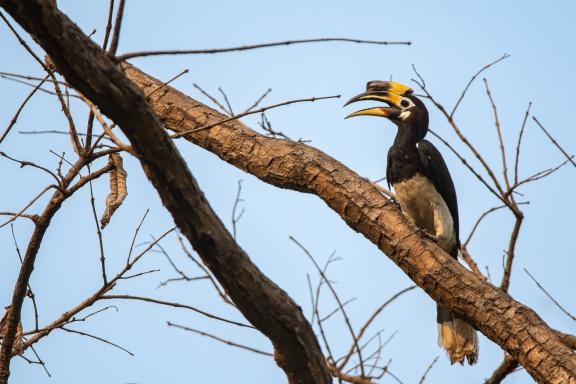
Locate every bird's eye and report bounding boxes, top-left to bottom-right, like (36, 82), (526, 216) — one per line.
(400, 98), (410, 108)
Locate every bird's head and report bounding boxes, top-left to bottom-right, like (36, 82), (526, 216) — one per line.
(344, 80), (429, 141)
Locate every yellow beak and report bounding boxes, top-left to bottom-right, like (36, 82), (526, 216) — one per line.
(344, 81), (412, 120)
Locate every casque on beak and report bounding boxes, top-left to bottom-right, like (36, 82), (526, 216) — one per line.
(344, 81), (413, 120)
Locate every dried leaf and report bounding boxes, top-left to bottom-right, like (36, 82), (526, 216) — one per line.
(100, 153), (128, 228)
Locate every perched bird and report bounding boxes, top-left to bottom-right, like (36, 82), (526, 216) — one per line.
(344, 80), (478, 365)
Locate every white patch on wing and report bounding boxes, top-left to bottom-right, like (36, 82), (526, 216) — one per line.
(393, 174), (456, 252)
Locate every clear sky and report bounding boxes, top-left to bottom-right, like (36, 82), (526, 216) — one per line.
(1, 1), (575, 383)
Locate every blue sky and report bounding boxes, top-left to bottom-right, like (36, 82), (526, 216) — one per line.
(1, 1), (575, 383)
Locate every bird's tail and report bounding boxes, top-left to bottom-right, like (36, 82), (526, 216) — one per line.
(437, 305), (478, 365)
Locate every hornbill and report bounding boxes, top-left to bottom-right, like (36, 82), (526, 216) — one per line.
(344, 81), (478, 365)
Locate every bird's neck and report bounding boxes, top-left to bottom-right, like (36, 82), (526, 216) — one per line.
(387, 125), (422, 184)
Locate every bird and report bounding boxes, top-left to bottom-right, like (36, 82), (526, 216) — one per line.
(344, 80), (478, 365)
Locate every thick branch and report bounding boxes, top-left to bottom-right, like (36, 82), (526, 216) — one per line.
(3, 2), (576, 383)
(0, 2), (331, 384)
(122, 67), (576, 384)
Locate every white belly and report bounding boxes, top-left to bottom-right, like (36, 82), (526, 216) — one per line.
(393, 174), (456, 252)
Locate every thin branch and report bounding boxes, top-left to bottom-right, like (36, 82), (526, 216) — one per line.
(116, 38), (411, 62)
(192, 83), (230, 115)
(10, 225), (39, 331)
(0, 74), (77, 99)
(243, 88), (272, 113)
(427, 130), (505, 204)
(485, 354), (519, 384)
(126, 209), (149, 265)
(101, 0), (115, 50)
(176, 235), (233, 305)
(101, 295), (253, 328)
(86, 163), (107, 285)
(218, 87), (234, 116)
(412, 65), (507, 199)
(231, 180), (244, 239)
(459, 245), (484, 278)
(418, 356), (439, 384)
(167, 322), (271, 356)
(107, 0), (126, 56)
(60, 327), (133, 355)
(290, 237), (366, 377)
(532, 116), (576, 168)
(338, 286), (415, 371)
(27, 345), (50, 377)
(483, 78), (510, 190)
(0, 151), (60, 184)
(145, 68), (189, 100)
(172, 95), (340, 138)
(321, 298), (357, 323)
(327, 362), (373, 384)
(465, 204), (508, 246)
(0, 74), (49, 144)
(514, 102), (532, 184)
(450, 54), (510, 118)
(0, 185), (56, 229)
(524, 269), (576, 322)
(500, 214), (523, 293)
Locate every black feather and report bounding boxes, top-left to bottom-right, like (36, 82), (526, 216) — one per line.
(417, 139), (460, 256)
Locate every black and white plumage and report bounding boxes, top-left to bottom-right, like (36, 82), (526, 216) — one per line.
(345, 80), (478, 365)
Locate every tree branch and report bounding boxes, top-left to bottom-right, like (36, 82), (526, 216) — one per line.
(122, 65), (576, 383)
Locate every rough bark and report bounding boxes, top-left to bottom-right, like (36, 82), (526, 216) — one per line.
(1, 1), (575, 383)
(122, 69), (576, 383)
(0, 2), (331, 384)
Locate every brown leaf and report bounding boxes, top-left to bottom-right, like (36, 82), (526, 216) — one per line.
(100, 153), (128, 228)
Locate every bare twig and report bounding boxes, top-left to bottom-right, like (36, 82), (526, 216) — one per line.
(218, 87), (234, 116)
(101, 295), (253, 328)
(532, 116), (576, 168)
(485, 354), (519, 384)
(231, 180), (245, 239)
(483, 78), (510, 190)
(427, 130), (504, 203)
(0, 74), (49, 144)
(86, 163), (107, 285)
(290, 237), (366, 377)
(524, 269), (576, 322)
(0, 185), (56, 229)
(500, 214), (523, 293)
(418, 356), (439, 384)
(413, 65), (508, 199)
(126, 209), (149, 265)
(145, 68), (189, 100)
(450, 54), (510, 118)
(459, 245), (484, 278)
(192, 83), (230, 115)
(101, 0), (115, 50)
(338, 286), (415, 371)
(172, 95), (340, 138)
(116, 38), (411, 62)
(10, 225), (39, 331)
(167, 322), (271, 356)
(320, 298), (357, 322)
(0, 151), (60, 184)
(108, 0), (126, 56)
(176, 235), (233, 305)
(60, 327), (133, 355)
(327, 362), (373, 384)
(26, 345), (50, 377)
(243, 88), (272, 113)
(514, 102), (532, 184)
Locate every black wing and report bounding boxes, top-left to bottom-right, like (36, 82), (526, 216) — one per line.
(417, 140), (460, 256)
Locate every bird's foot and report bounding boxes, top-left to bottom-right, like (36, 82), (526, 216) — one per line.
(418, 228), (439, 243)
